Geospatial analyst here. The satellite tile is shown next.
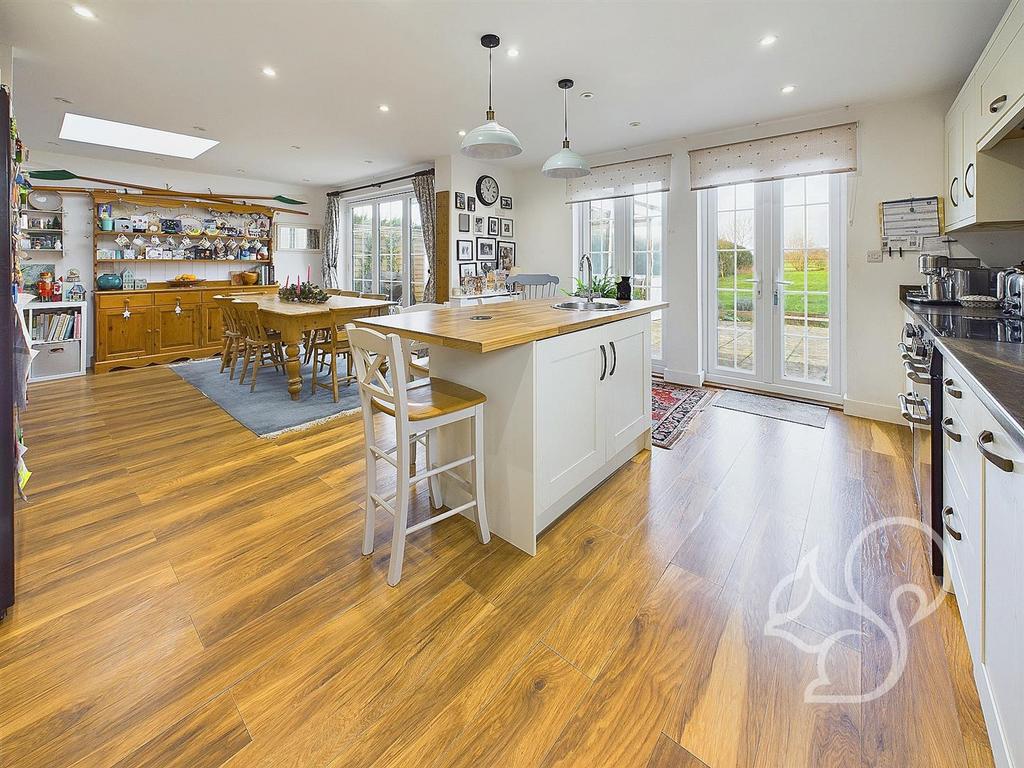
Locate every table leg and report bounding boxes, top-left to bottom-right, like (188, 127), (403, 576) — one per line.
(282, 329), (303, 400)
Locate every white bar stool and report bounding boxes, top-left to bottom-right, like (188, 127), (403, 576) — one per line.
(345, 324), (491, 586)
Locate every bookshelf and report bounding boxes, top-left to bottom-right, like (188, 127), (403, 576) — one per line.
(21, 300), (88, 382)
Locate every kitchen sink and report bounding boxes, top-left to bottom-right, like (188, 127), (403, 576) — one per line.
(552, 300), (624, 311)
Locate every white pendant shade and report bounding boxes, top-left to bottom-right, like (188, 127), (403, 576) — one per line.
(461, 118), (523, 159)
(542, 145), (590, 178)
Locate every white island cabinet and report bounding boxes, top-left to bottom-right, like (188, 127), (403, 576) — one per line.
(355, 299), (663, 554)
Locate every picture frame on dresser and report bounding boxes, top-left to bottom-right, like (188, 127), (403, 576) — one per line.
(458, 262), (478, 279)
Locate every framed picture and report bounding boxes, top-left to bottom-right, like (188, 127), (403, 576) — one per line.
(497, 240), (516, 270)
(478, 260), (497, 274)
(458, 213), (470, 232)
(500, 218), (514, 238)
(456, 239), (474, 261)
(474, 216), (485, 235)
(476, 237), (496, 259)
(487, 216), (499, 236)
(459, 262), (478, 279)
(500, 196), (513, 210)
(454, 192), (466, 209)
(467, 196), (476, 211)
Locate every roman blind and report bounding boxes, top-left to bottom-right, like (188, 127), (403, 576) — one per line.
(566, 154), (671, 204)
(688, 122), (857, 190)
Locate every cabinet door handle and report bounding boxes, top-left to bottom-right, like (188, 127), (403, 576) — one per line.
(943, 506), (962, 541)
(964, 163), (975, 198)
(989, 94), (1008, 113)
(950, 177), (959, 207)
(978, 430), (1014, 472)
(943, 378), (962, 398)
(608, 341), (617, 376)
(599, 344), (607, 381)
(941, 417), (961, 442)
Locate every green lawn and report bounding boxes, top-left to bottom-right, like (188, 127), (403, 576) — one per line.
(718, 267), (829, 320)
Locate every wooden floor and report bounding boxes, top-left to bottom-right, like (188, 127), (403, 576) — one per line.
(1, 367), (993, 767)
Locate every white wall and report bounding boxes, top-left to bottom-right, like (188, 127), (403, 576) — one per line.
(23, 150), (328, 362)
(513, 91), (1024, 422)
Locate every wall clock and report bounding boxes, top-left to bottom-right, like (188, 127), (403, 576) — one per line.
(476, 174), (500, 206)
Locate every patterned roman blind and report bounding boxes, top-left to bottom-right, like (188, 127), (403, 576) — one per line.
(688, 122), (857, 191)
(566, 154), (671, 204)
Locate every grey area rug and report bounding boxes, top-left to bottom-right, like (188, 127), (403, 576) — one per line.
(713, 389), (829, 428)
(171, 357), (361, 437)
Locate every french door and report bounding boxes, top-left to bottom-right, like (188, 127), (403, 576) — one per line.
(347, 192), (427, 305)
(702, 173), (844, 401)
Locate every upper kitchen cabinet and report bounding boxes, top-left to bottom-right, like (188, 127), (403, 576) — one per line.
(945, 0), (1024, 232)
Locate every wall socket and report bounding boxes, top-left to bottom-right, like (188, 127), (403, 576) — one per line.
(867, 250), (883, 263)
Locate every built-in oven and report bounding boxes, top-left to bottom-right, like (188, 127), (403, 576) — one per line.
(898, 322), (944, 580)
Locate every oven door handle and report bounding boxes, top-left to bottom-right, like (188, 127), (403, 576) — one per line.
(898, 393), (931, 425)
(903, 360), (932, 384)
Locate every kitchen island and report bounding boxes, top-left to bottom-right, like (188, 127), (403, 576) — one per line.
(356, 298), (667, 554)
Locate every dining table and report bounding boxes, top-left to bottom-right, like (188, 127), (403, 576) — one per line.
(234, 294), (397, 401)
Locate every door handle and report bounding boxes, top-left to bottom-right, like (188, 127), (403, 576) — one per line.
(943, 506), (962, 541)
(775, 279), (793, 285)
(941, 417), (961, 443)
(950, 177), (959, 207)
(989, 94), (1008, 113)
(599, 344), (607, 381)
(964, 163), (975, 198)
(608, 341), (617, 376)
(978, 430), (1014, 473)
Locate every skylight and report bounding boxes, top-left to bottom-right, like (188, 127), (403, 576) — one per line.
(58, 114), (219, 159)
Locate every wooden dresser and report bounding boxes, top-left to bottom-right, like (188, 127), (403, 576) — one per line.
(94, 282), (277, 373)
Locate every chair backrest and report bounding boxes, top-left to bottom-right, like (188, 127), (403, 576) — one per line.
(232, 301), (272, 344)
(509, 274), (560, 300)
(345, 324), (410, 422)
(360, 292), (389, 301)
(327, 289), (362, 297)
(213, 295), (240, 334)
(400, 302), (446, 313)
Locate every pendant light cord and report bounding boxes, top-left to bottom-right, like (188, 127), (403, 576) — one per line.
(488, 47), (493, 112)
(563, 87), (568, 142)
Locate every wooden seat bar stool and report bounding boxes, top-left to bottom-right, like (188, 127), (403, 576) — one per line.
(345, 324), (490, 586)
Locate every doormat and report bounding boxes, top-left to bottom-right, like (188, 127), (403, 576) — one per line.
(652, 380), (716, 449)
(713, 389), (829, 428)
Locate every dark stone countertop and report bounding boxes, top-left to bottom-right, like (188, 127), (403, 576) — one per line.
(900, 287), (1024, 450)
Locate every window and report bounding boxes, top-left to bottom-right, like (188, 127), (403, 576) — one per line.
(575, 193), (666, 362)
(276, 225), (321, 251)
(346, 191), (427, 305)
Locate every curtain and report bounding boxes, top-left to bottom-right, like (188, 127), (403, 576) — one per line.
(322, 195), (342, 288)
(566, 154), (671, 204)
(688, 122), (857, 190)
(412, 172), (437, 303)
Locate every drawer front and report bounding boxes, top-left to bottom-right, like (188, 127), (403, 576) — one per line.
(154, 292), (201, 307)
(96, 292), (153, 309)
(31, 340), (82, 379)
(980, 1), (1024, 137)
(941, 403), (982, 507)
(943, 471), (982, 658)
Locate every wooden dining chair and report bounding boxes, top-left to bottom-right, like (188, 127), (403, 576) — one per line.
(310, 307), (356, 402)
(213, 295), (244, 379)
(233, 300), (285, 392)
(326, 289), (362, 297)
(508, 274), (560, 299)
(345, 323), (490, 586)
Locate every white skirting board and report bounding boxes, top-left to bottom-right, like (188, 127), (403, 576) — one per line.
(842, 397), (903, 425)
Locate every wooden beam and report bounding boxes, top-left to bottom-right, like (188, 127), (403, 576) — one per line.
(435, 190), (450, 302)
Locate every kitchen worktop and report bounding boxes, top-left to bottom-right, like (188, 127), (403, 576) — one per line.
(901, 290), (1024, 449)
(354, 298), (668, 353)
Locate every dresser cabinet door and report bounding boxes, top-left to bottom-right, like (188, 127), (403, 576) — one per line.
(204, 304), (224, 347)
(154, 304), (200, 353)
(97, 306), (152, 360)
(605, 318), (650, 456)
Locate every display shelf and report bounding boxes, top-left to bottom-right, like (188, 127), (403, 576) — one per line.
(94, 229), (271, 241)
(94, 257), (272, 264)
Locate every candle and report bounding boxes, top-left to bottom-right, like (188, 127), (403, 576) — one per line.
(284, 274), (289, 289)
(307, 265), (311, 284)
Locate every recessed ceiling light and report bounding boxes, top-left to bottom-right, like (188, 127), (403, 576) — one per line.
(72, 5), (95, 19)
(364, 159), (374, 164)
(262, 66), (276, 77)
(628, 121), (641, 127)
(760, 34), (777, 46)
(291, 145), (301, 150)
(302, 178), (311, 182)
(458, 129), (466, 137)
(378, 104), (390, 112)
(507, 48), (519, 57)
(58, 113), (219, 158)
(236, 169), (246, 174)
(580, 91), (594, 99)
(53, 97), (73, 104)
(781, 84), (796, 94)
(192, 125), (206, 132)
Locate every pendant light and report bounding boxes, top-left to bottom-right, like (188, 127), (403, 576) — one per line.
(461, 34), (523, 159)
(542, 79), (590, 178)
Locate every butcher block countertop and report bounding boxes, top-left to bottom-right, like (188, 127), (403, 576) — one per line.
(354, 298), (668, 353)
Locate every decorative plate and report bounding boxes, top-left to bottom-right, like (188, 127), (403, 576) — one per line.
(28, 190), (63, 211)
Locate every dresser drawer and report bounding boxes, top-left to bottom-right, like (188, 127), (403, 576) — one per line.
(943, 470), (982, 658)
(96, 293), (153, 309)
(154, 292), (201, 307)
(940, 403), (982, 507)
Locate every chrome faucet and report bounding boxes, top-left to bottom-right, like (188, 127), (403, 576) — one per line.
(579, 253), (594, 301)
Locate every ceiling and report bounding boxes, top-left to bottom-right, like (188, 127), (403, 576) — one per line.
(0, 0), (1010, 189)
